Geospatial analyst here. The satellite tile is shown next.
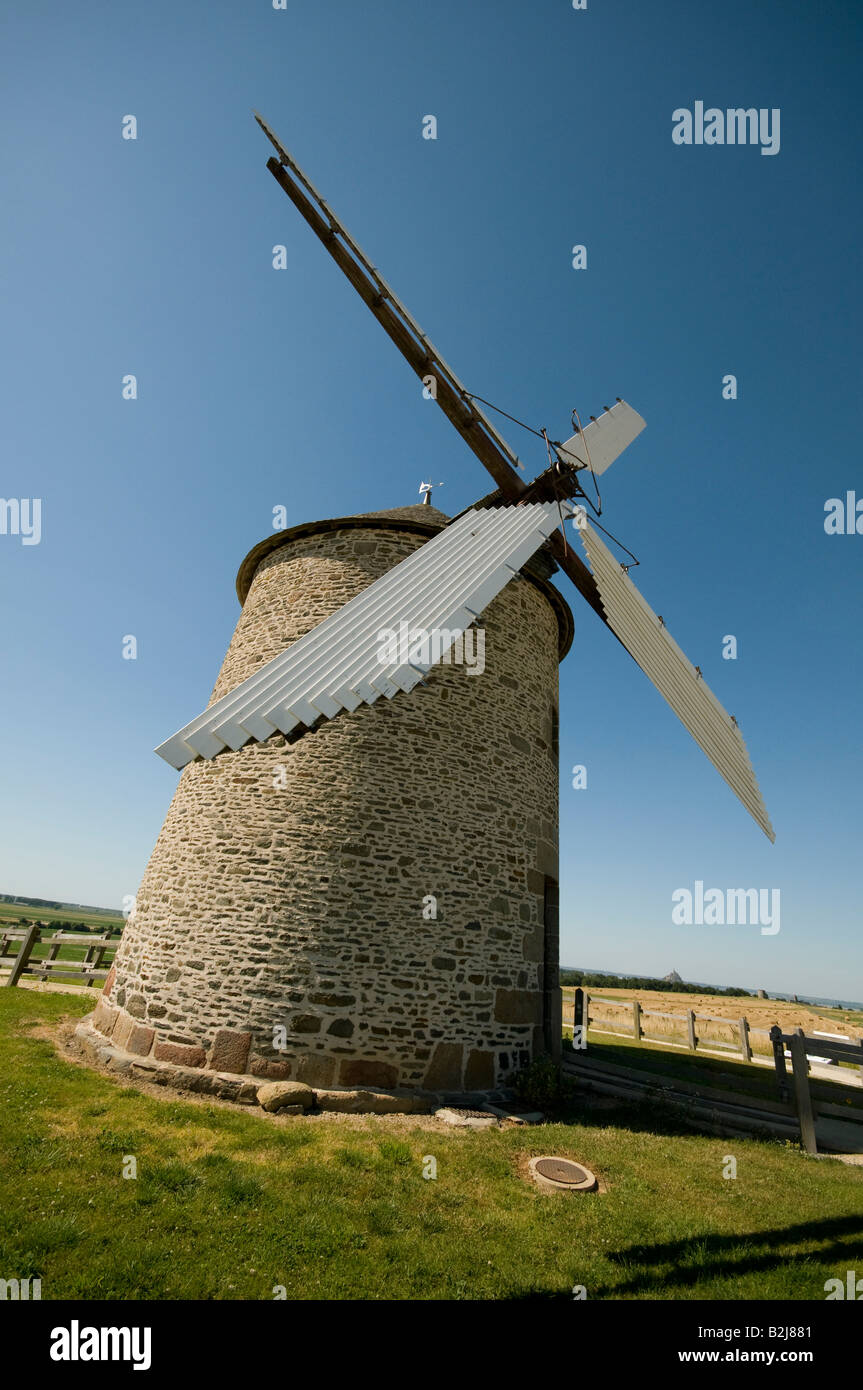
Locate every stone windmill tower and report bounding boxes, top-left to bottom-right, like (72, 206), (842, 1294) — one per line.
(93, 498), (572, 1093)
(82, 117), (773, 1099)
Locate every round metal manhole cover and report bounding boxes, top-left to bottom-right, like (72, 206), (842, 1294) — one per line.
(528, 1155), (598, 1193)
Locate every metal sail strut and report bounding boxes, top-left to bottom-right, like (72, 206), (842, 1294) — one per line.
(253, 112), (608, 625)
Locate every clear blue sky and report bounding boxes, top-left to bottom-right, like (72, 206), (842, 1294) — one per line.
(2, 1), (861, 1002)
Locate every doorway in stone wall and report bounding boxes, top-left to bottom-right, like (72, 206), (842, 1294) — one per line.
(543, 875), (561, 1060)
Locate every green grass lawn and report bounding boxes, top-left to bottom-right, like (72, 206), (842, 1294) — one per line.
(1, 991), (862, 1301)
(22, 940), (118, 965)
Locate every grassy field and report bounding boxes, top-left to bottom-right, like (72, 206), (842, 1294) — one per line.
(2, 940), (119, 965)
(0, 900), (124, 932)
(1, 991), (862, 1301)
(0, 901), (122, 983)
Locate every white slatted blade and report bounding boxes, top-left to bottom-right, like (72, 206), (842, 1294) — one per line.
(579, 523), (774, 841)
(227, 505), (535, 740)
(201, 507), (489, 749)
(557, 400), (646, 476)
(164, 506), (486, 762)
(156, 501), (571, 769)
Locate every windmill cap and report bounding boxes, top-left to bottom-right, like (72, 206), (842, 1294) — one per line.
(235, 504), (573, 658)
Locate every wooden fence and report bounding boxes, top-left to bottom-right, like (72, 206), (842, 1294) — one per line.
(563, 988), (863, 1076)
(562, 988), (863, 1153)
(0, 925), (119, 988)
(769, 1025), (863, 1154)
(562, 987), (770, 1061)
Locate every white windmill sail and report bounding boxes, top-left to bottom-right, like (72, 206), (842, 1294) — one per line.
(579, 521), (774, 841)
(556, 400), (646, 476)
(156, 500), (571, 769)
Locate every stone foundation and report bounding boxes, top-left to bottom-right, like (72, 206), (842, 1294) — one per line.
(74, 1013), (519, 1114)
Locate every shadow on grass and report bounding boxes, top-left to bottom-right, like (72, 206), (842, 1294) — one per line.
(505, 1212), (863, 1300)
(546, 1088), (788, 1148)
(500, 1212), (861, 1295)
(597, 1212), (863, 1298)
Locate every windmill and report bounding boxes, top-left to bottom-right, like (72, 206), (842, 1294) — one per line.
(155, 113), (773, 848)
(81, 117), (772, 1102)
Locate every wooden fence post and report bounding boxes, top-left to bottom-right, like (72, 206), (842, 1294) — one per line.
(739, 1017), (752, 1063)
(788, 1029), (818, 1154)
(583, 992), (590, 1037)
(686, 1010), (696, 1051)
(770, 1024), (789, 1101)
(632, 999), (642, 1043)
(4, 923), (41, 987)
(82, 941), (99, 986)
(573, 987), (583, 1030)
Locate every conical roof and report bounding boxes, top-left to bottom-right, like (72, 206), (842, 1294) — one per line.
(358, 503), (450, 525)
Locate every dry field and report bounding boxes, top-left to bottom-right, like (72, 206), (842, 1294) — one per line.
(564, 987), (863, 1057)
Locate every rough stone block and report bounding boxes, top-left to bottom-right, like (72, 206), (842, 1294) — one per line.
(74, 1020), (99, 1061)
(464, 1048), (495, 1091)
(101, 964), (117, 998)
(494, 989), (541, 1025)
(257, 1081), (315, 1113)
(111, 1012), (135, 1052)
(434, 1108), (498, 1130)
(315, 1088), (428, 1115)
(153, 1039), (206, 1068)
(125, 1023), (155, 1057)
(93, 999), (119, 1038)
(126, 993), (147, 1020)
(522, 927), (544, 962)
(250, 1056), (293, 1080)
(104, 1051), (132, 1074)
(130, 1061), (169, 1084)
(182, 1070), (221, 1095)
(339, 1058), (399, 1089)
(207, 1028), (252, 1074)
(296, 1054), (336, 1088)
(291, 1015), (322, 1033)
(536, 839), (558, 878)
(423, 1042), (464, 1091)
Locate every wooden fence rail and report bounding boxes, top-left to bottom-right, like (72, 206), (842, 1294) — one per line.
(562, 993), (863, 1153)
(562, 988), (861, 1076)
(769, 1025), (863, 1153)
(1, 926), (119, 988)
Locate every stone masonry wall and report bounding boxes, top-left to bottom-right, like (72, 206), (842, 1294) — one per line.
(99, 512), (567, 1092)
